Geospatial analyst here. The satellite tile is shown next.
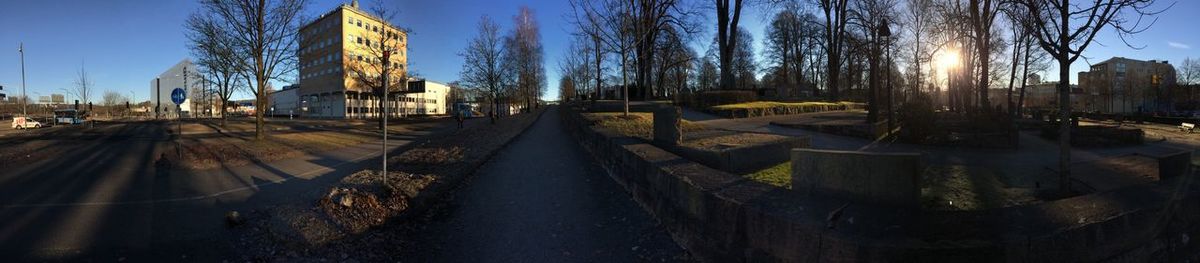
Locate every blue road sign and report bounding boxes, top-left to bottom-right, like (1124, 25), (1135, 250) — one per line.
(171, 88), (186, 105)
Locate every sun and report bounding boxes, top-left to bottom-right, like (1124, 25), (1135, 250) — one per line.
(934, 49), (960, 73)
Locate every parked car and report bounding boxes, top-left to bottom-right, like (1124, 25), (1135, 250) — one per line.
(11, 117), (43, 129)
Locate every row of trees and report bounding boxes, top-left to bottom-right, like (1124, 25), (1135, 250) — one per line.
(459, 7), (548, 122)
(556, 0), (1164, 193)
(186, 0), (307, 139)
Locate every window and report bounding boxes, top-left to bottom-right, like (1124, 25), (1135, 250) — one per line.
(357, 21), (362, 27)
(357, 37), (362, 44)
(348, 17), (354, 24)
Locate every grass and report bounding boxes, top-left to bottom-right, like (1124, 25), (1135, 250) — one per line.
(582, 112), (706, 140)
(176, 130), (377, 170)
(710, 101), (863, 111)
(744, 162), (792, 189)
(743, 161), (1038, 211)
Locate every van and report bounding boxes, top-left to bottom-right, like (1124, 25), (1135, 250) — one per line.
(12, 117), (43, 129)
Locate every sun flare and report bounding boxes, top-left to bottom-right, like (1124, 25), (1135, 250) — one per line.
(935, 49), (960, 73)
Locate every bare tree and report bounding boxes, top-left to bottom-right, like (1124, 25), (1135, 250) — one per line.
(101, 90), (128, 118)
(65, 62), (93, 109)
(460, 15), (509, 124)
(1179, 57), (1200, 85)
(568, 0), (609, 105)
(199, 0), (307, 140)
(764, 6), (806, 97)
(819, 0), (852, 100)
(187, 10), (246, 127)
(504, 6), (546, 111)
(1017, 0), (1165, 193)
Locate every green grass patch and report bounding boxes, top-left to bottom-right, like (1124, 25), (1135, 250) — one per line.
(582, 112), (706, 140)
(744, 162), (791, 189)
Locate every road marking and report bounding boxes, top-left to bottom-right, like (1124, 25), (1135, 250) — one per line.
(0, 146), (392, 209)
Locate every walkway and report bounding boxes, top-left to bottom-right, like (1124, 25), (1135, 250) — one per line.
(411, 106), (686, 262)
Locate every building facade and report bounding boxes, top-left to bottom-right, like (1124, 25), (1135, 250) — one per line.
(149, 59), (202, 118)
(297, 0), (437, 118)
(1078, 57), (1177, 114)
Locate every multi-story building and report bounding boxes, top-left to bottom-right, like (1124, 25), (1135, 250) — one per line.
(1078, 57), (1177, 114)
(298, 0), (444, 118)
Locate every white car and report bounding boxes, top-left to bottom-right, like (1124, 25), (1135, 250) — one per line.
(11, 117), (43, 129)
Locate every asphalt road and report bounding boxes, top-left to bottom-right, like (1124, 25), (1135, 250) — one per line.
(0, 119), (455, 261)
(410, 106), (688, 262)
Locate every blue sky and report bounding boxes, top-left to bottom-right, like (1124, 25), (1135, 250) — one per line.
(0, 0), (1196, 102)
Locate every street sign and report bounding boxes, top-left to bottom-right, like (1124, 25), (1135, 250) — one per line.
(171, 88), (186, 105)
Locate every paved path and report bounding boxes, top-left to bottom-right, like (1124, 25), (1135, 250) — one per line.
(0, 118), (470, 260)
(412, 106), (686, 262)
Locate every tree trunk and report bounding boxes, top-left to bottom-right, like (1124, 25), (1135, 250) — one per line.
(1056, 1), (1071, 194)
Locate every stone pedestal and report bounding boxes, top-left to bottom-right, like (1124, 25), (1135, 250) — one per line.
(653, 105), (682, 146)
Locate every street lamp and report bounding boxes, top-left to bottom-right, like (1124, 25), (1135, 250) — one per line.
(880, 19), (894, 133)
(19, 43), (28, 116)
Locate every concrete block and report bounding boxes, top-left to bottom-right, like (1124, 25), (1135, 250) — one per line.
(792, 149), (922, 208)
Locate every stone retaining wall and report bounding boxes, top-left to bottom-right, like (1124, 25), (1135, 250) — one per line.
(792, 149), (922, 208)
(560, 104), (1200, 262)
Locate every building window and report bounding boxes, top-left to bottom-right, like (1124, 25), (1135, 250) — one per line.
(357, 21), (362, 27)
(357, 37), (362, 44)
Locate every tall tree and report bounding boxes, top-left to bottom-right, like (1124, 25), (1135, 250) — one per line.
(459, 15), (509, 124)
(504, 6), (546, 111)
(819, 0), (851, 99)
(969, 0), (1001, 109)
(1018, 0), (1164, 193)
(764, 6), (806, 97)
(714, 0), (745, 90)
(186, 11), (244, 127)
(200, 0), (307, 140)
(731, 27), (758, 90)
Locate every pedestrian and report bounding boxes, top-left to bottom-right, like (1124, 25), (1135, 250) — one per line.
(456, 110), (464, 129)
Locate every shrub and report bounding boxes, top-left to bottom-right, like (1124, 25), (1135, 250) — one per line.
(898, 94), (939, 143)
(695, 90), (758, 108)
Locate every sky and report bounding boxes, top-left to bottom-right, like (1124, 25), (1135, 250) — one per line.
(0, 0), (1197, 103)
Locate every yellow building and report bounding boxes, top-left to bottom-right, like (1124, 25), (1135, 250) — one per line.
(298, 0), (418, 118)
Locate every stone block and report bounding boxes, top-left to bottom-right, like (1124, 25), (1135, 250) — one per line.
(792, 149), (922, 207)
(653, 105), (682, 146)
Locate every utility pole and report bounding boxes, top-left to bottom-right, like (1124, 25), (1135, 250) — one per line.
(156, 77), (161, 119)
(19, 43), (28, 116)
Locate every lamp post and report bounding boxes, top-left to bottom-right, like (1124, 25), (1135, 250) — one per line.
(19, 43), (27, 116)
(880, 19), (893, 133)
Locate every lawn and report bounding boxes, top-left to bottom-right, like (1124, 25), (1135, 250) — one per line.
(581, 112), (706, 140)
(744, 162), (791, 189)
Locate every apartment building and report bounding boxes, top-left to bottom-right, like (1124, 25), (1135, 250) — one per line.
(298, 0), (431, 118)
(1078, 57), (1177, 114)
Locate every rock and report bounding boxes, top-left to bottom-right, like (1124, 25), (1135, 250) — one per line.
(226, 211), (245, 226)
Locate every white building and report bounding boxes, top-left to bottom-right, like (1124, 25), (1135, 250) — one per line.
(150, 59), (202, 118)
(270, 84), (302, 117)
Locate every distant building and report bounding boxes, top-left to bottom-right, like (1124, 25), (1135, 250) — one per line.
(150, 59), (202, 118)
(1078, 57), (1176, 114)
(37, 94), (65, 105)
(269, 84), (302, 117)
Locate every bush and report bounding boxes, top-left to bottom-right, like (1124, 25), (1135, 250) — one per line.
(694, 90), (758, 108)
(898, 94), (940, 143)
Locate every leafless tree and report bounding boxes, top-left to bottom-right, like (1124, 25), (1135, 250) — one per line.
(459, 15), (510, 124)
(65, 62), (93, 109)
(101, 90), (128, 118)
(199, 0), (307, 140)
(1179, 57), (1200, 85)
(818, 0), (852, 100)
(504, 6), (546, 111)
(1017, 0), (1166, 193)
(568, 0), (609, 104)
(187, 10), (247, 127)
(764, 5), (807, 97)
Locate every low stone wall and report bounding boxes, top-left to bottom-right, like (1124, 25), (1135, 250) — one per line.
(791, 149), (922, 208)
(669, 136), (809, 174)
(560, 104), (1200, 262)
